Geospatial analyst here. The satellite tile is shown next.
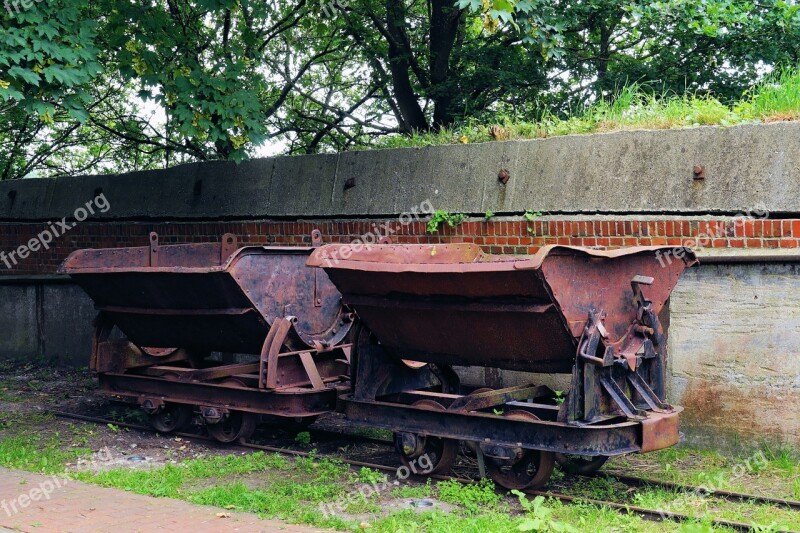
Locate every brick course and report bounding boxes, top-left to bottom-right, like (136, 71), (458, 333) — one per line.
(1, 215), (797, 276)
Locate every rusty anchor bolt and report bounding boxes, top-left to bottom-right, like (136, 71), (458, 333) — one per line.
(498, 169), (510, 185)
(693, 165), (705, 180)
(344, 177), (356, 191)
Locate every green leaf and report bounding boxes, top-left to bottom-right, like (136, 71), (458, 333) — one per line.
(7, 66), (40, 87)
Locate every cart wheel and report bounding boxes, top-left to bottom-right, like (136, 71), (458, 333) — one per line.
(555, 454), (609, 475)
(150, 404), (192, 434)
(394, 400), (458, 475)
(207, 411), (257, 443)
(483, 410), (555, 490)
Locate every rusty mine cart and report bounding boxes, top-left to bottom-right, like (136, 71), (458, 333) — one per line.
(307, 242), (696, 489)
(59, 231), (353, 443)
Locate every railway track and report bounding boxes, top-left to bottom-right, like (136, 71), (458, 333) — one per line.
(51, 410), (799, 532)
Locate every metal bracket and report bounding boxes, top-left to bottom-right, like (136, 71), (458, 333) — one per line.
(311, 229), (323, 248)
(627, 370), (670, 412)
(140, 397), (165, 414)
(579, 310), (614, 367)
(299, 351), (325, 390)
(475, 444), (487, 479)
(221, 233), (238, 262)
(90, 312), (115, 373)
(631, 275), (654, 312)
(149, 232), (159, 267)
(447, 385), (547, 412)
(599, 373), (646, 420)
(260, 317), (294, 389)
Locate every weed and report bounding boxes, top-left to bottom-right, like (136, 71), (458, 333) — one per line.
(426, 210), (468, 233)
(513, 491), (576, 532)
(294, 431), (311, 446)
(484, 210), (494, 220)
(553, 390), (566, 405)
(357, 467), (387, 485)
(523, 210), (542, 222)
(436, 478), (502, 514)
(760, 443), (798, 474)
(523, 210), (542, 235)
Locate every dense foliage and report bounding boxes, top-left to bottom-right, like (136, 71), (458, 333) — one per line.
(1, 0), (798, 178)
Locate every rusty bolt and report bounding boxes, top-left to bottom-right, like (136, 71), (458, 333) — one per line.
(693, 165), (705, 180)
(498, 169), (510, 185)
(344, 177), (356, 190)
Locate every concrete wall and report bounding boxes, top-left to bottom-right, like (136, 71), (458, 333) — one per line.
(669, 262), (800, 449)
(2, 121), (800, 221)
(0, 278), (96, 366)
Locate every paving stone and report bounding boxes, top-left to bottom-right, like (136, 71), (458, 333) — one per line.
(0, 468), (326, 533)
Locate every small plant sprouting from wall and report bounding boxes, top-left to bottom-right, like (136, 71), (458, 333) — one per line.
(524, 210), (542, 235)
(427, 210), (468, 233)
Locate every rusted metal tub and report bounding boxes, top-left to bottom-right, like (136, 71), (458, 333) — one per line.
(307, 243), (696, 373)
(308, 243), (697, 488)
(60, 232), (350, 354)
(59, 232), (353, 442)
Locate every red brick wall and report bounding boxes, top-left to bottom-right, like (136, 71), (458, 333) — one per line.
(1, 217), (799, 276)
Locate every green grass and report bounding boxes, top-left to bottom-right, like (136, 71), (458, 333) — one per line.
(0, 431), (90, 474)
(435, 478), (504, 515)
(367, 67), (800, 150)
(391, 480), (433, 499)
(0, 406), (795, 532)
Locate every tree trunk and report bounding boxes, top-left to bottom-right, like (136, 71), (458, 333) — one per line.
(385, 0), (428, 132)
(429, 0), (462, 129)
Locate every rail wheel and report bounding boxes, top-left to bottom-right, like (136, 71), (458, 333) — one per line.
(394, 400), (458, 475)
(207, 411), (257, 443)
(149, 404), (193, 433)
(554, 454), (609, 475)
(483, 410), (555, 490)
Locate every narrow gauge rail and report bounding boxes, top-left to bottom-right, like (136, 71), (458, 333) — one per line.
(51, 411), (797, 532)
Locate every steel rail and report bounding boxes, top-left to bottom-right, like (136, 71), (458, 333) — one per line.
(600, 473), (800, 512)
(49, 410), (796, 532)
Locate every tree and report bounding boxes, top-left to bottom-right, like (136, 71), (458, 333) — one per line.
(471, 0), (800, 112)
(1, 0), (798, 179)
